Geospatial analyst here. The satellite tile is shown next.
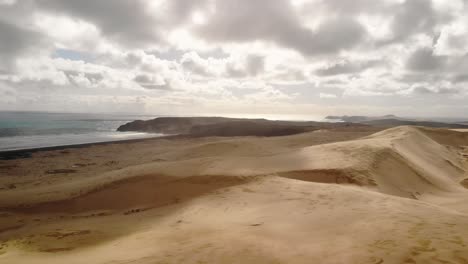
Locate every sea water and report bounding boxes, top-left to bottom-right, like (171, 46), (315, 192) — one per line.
(0, 111), (162, 151)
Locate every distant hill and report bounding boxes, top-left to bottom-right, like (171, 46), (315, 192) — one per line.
(117, 116), (468, 137)
(117, 117), (367, 137)
(325, 115), (399, 123)
(325, 115), (468, 129)
(361, 119), (468, 128)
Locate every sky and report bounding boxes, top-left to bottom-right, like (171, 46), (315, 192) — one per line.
(0, 0), (468, 119)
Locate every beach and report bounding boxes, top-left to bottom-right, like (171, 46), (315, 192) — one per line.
(1, 124), (468, 263)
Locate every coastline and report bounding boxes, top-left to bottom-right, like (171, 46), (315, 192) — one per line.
(0, 134), (175, 160)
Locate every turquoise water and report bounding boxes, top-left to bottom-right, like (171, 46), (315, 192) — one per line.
(0, 111), (162, 151)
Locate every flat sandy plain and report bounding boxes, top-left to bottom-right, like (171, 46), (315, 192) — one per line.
(1, 126), (468, 263)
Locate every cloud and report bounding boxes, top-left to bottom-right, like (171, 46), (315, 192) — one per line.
(1, 0), (468, 117)
(314, 0), (385, 15)
(37, 0), (161, 47)
(0, 0), (16, 5)
(435, 12), (468, 56)
(315, 60), (381, 76)
(453, 74), (468, 83)
(196, 0), (366, 56)
(63, 70), (104, 87)
(0, 81), (17, 105)
(319, 93), (338, 99)
(181, 51), (214, 76)
(410, 85), (460, 95)
(225, 54), (266, 78)
(268, 68), (307, 84)
(0, 19), (43, 71)
(162, 0), (209, 25)
(179, 52), (266, 78)
(389, 0), (438, 42)
(406, 48), (447, 71)
(133, 73), (171, 90)
(245, 55), (265, 76)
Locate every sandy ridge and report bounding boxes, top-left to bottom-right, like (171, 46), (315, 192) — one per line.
(1, 126), (468, 263)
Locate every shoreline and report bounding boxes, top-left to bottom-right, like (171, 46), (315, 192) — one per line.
(0, 134), (177, 160)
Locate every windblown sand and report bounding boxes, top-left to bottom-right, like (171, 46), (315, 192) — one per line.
(1, 126), (468, 263)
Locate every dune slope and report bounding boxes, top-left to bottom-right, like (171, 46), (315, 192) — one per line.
(1, 126), (468, 263)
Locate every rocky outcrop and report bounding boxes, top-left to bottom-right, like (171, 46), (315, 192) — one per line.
(117, 117), (242, 134)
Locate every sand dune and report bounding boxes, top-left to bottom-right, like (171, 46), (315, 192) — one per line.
(1, 126), (468, 263)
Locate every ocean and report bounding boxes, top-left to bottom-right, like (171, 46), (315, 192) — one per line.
(0, 111), (162, 151)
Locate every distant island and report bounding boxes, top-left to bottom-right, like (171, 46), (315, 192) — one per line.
(325, 114), (399, 122)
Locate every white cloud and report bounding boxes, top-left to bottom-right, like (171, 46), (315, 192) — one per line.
(434, 14), (468, 56)
(0, 0), (467, 117)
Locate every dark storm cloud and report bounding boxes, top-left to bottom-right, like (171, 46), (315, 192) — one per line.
(196, 0), (366, 56)
(37, 0), (160, 47)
